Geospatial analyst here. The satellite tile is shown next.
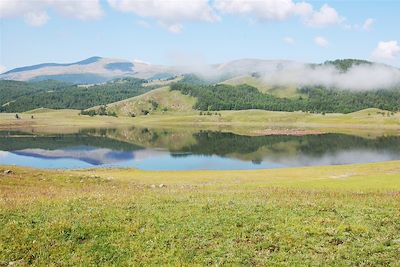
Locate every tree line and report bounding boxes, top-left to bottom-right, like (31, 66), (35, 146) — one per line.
(170, 82), (400, 113)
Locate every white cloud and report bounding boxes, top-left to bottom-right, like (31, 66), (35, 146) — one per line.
(108, 0), (218, 33)
(283, 37), (295, 45)
(164, 23), (183, 34)
(215, 1), (344, 28)
(0, 0), (103, 26)
(24, 11), (49, 27)
(362, 18), (375, 31)
(305, 4), (344, 27)
(214, 0), (312, 21)
(0, 65), (7, 74)
(372, 41), (400, 60)
(314, 36), (329, 48)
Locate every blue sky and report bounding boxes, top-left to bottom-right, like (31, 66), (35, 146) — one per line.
(1, 0), (399, 71)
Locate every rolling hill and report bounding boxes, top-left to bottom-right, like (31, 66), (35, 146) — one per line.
(97, 86), (196, 117)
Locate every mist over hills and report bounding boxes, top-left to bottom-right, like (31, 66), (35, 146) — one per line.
(2, 57), (400, 90)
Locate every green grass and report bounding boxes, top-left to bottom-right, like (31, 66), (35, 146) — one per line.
(1, 161), (400, 265)
(0, 108), (399, 137)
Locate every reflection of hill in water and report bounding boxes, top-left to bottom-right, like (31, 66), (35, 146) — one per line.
(81, 127), (197, 150)
(2, 128), (400, 165)
(83, 128), (400, 162)
(13, 146), (135, 165)
(173, 131), (400, 162)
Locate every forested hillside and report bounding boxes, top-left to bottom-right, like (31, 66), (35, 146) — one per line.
(0, 80), (69, 106)
(0, 78), (153, 112)
(171, 81), (400, 113)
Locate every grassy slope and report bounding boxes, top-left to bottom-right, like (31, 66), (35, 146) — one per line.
(222, 75), (305, 99)
(1, 161), (400, 265)
(100, 86), (196, 116)
(0, 108), (399, 136)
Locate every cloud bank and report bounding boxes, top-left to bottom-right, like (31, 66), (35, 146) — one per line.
(184, 58), (400, 90)
(258, 62), (400, 90)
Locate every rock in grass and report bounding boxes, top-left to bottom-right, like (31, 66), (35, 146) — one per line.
(3, 170), (13, 175)
(8, 259), (24, 266)
(150, 184), (156, 189)
(159, 184), (166, 188)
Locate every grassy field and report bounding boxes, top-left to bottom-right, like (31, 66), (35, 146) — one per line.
(1, 161), (400, 265)
(0, 108), (399, 136)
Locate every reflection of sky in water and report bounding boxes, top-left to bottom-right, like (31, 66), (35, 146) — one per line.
(106, 153), (285, 170)
(0, 146), (399, 170)
(0, 148), (285, 170)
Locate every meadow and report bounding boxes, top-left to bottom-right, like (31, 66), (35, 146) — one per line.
(0, 107), (399, 136)
(1, 161), (400, 265)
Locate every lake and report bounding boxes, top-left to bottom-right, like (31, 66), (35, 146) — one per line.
(1, 127), (400, 170)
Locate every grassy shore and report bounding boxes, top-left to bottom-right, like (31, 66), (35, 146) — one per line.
(0, 108), (399, 136)
(1, 161), (400, 265)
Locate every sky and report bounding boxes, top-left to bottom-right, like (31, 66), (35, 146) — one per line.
(0, 0), (400, 72)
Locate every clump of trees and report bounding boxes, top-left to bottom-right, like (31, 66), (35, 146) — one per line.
(80, 105), (117, 117)
(323, 59), (372, 72)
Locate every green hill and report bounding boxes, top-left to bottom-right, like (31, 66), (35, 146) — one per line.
(96, 86), (196, 117)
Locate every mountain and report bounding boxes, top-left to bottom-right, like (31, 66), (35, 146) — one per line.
(0, 57), (172, 84)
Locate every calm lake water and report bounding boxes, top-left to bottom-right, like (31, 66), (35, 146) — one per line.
(1, 128), (400, 170)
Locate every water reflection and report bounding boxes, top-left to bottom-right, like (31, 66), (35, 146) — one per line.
(0, 128), (399, 170)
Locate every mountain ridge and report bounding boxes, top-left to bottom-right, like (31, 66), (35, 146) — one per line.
(2, 57), (398, 85)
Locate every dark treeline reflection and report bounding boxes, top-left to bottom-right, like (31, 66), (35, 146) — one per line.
(170, 131), (400, 160)
(0, 130), (143, 151)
